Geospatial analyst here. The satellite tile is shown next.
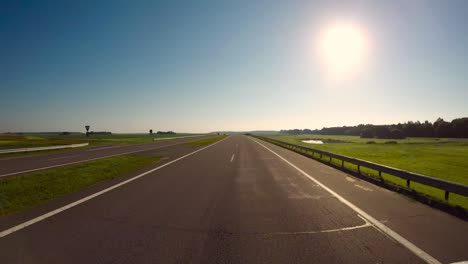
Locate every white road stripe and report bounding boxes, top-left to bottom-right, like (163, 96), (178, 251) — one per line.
(271, 215), (371, 236)
(0, 140), (197, 178)
(86, 145), (122, 152)
(48, 155), (80, 161)
(0, 136), (229, 238)
(345, 176), (356, 182)
(251, 138), (441, 264)
(230, 153), (235, 162)
(354, 184), (374, 192)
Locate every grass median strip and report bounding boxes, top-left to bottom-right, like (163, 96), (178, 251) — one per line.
(186, 135), (228, 146)
(0, 154), (160, 216)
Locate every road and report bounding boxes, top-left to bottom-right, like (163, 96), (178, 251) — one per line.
(0, 135), (467, 263)
(0, 135), (209, 178)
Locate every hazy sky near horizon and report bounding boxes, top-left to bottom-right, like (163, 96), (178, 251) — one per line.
(1, 0), (467, 133)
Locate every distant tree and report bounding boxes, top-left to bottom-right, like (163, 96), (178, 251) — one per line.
(149, 129), (153, 135)
(451, 118), (468, 138)
(156, 131), (176, 135)
(434, 118), (453, 138)
(278, 117), (467, 138)
(421, 120), (434, 137)
(344, 127), (360, 136)
(374, 126), (391, 139)
(360, 128), (374, 138)
(390, 129), (406, 139)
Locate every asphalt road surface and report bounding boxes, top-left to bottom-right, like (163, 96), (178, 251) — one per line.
(0, 135), (467, 263)
(0, 135), (209, 178)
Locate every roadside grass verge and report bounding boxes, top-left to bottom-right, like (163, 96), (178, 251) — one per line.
(185, 135), (227, 146)
(0, 147), (87, 159)
(269, 134), (468, 186)
(0, 133), (204, 158)
(0, 154), (160, 216)
(0, 133), (204, 150)
(268, 140), (468, 209)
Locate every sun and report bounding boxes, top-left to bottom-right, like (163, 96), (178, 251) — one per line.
(318, 22), (369, 79)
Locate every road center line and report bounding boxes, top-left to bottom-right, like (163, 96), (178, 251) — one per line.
(0, 136), (229, 238)
(230, 153), (235, 162)
(251, 138), (441, 264)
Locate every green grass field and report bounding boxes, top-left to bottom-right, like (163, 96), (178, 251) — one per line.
(0, 154), (160, 216)
(0, 133), (204, 150)
(263, 134), (468, 209)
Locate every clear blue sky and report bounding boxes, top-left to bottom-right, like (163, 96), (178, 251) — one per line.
(1, 0), (467, 133)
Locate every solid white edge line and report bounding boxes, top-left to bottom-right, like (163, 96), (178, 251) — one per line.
(251, 138), (441, 264)
(0, 139), (205, 178)
(0, 143), (89, 154)
(0, 136), (229, 238)
(86, 145), (122, 152)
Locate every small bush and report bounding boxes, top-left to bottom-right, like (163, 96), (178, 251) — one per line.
(366, 141), (376, 144)
(384, 141), (398, 144)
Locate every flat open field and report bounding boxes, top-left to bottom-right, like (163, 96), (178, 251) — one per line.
(0, 133), (204, 150)
(268, 134), (468, 185)
(265, 134), (468, 208)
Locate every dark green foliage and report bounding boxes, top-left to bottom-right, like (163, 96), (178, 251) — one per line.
(280, 117), (468, 138)
(157, 131), (176, 135)
(390, 129), (406, 139)
(360, 128), (374, 138)
(375, 126), (391, 139)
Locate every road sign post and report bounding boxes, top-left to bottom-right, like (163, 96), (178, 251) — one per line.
(85, 125), (90, 137)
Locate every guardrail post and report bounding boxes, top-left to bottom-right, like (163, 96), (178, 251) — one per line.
(357, 165), (360, 174)
(329, 156), (332, 163)
(341, 160), (344, 168)
(407, 180), (410, 188)
(379, 171), (383, 182)
(445, 191), (449, 200)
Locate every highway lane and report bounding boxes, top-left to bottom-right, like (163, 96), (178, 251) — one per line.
(0, 135), (465, 263)
(258, 136), (468, 263)
(0, 135), (210, 178)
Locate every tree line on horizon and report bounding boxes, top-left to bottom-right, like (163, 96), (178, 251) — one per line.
(280, 117), (468, 139)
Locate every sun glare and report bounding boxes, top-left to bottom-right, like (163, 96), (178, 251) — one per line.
(318, 22), (369, 79)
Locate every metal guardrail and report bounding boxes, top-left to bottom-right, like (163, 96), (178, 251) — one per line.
(0, 143), (89, 154)
(254, 136), (468, 201)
